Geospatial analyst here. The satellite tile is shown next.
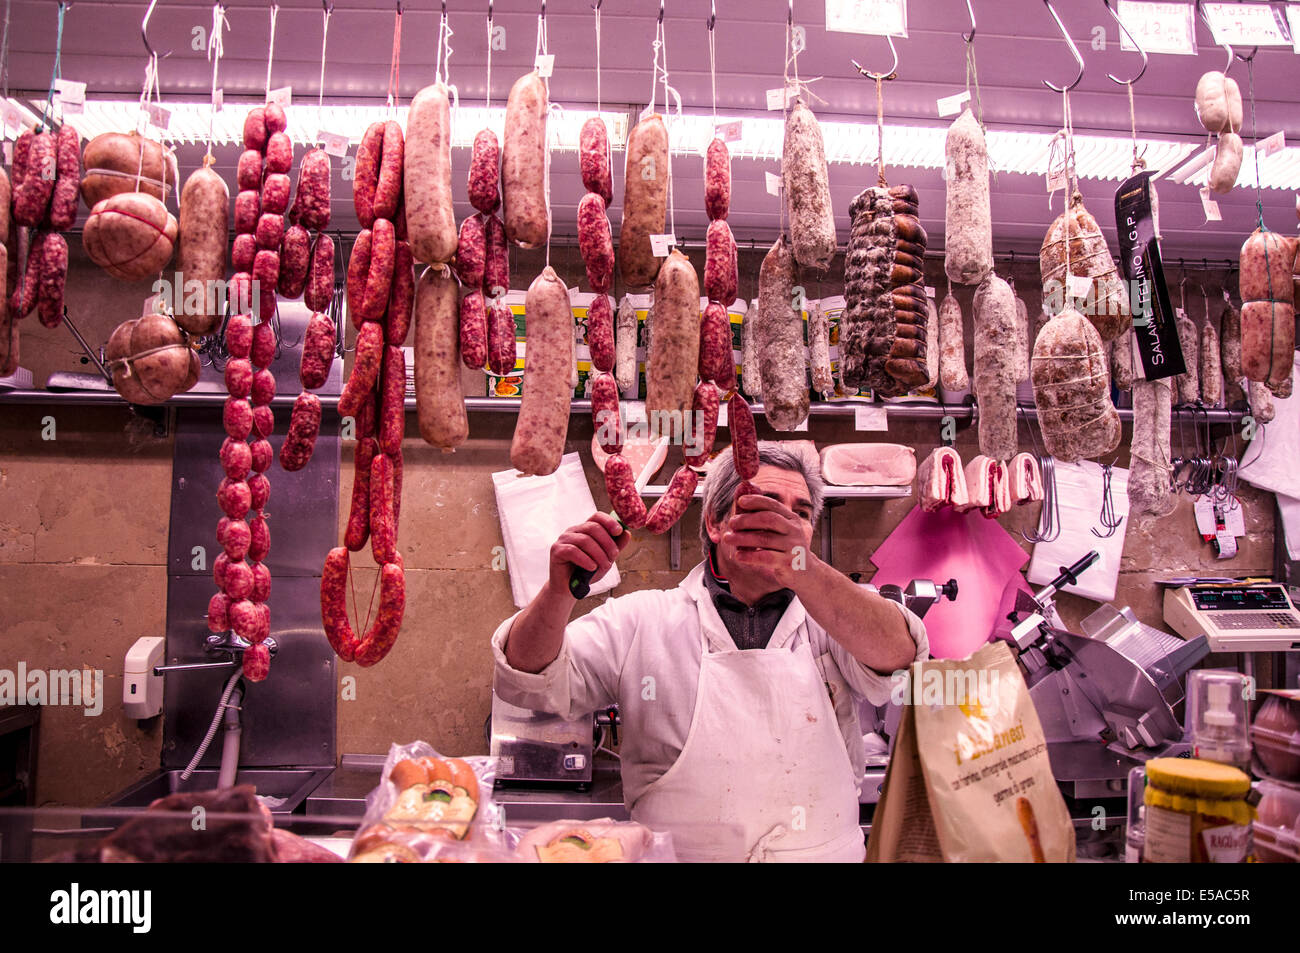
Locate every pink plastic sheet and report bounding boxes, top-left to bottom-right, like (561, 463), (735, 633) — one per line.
(871, 505), (1030, 660)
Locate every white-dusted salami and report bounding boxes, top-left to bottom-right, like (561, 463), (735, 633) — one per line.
(755, 236), (810, 430)
(1129, 377), (1175, 518)
(1030, 308), (1121, 463)
(1174, 310), (1199, 405)
(782, 101), (836, 273)
(1200, 319), (1223, 406)
(808, 299), (834, 398)
(973, 274), (1019, 462)
(1040, 192), (1131, 342)
(943, 108), (992, 286)
(938, 292), (968, 390)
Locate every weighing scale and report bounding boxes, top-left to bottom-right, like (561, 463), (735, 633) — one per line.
(1163, 583), (1300, 652)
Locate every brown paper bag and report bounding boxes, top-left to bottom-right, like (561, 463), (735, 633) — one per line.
(866, 642), (1075, 862)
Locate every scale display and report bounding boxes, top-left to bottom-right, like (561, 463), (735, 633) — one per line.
(1191, 587), (1292, 611)
(1164, 585), (1300, 652)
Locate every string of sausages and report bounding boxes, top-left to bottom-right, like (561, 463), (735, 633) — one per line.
(321, 112), (410, 668)
(207, 100), (293, 684)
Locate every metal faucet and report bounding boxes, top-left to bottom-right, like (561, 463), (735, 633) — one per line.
(153, 633), (279, 675)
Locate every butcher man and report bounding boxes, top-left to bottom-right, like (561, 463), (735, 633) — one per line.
(491, 443), (928, 862)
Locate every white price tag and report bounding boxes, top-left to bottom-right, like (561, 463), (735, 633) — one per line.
(825, 0), (908, 37)
(766, 87), (788, 111)
(1202, 2), (1292, 47)
(1194, 497), (1216, 535)
(1116, 1), (1198, 56)
(623, 401), (648, 426)
(1259, 130), (1285, 157)
(765, 171), (782, 196)
(649, 234), (676, 257)
(793, 416), (810, 432)
(1066, 273), (1093, 299)
(937, 90), (970, 118)
(59, 100), (83, 116)
(715, 120), (742, 143)
(1200, 187), (1222, 222)
(717, 401), (728, 428)
(534, 54), (555, 78)
(53, 79), (86, 106)
(854, 404), (889, 431)
(146, 103), (171, 131)
(1224, 502), (1246, 537)
(1, 101), (23, 132)
(1046, 166), (1068, 193)
(924, 286), (936, 300)
(267, 86), (292, 108)
(1289, 4), (1300, 53)
(212, 87), (224, 113)
(318, 130), (349, 158)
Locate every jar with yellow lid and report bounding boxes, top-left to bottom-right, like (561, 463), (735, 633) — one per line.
(1142, 758), (1255, 863)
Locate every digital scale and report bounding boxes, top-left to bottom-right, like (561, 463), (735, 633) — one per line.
(1163, 583), (1300, 652)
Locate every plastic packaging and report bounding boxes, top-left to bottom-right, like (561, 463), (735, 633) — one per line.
(347, 740), (506, 862)
(1251, 691), (1300, 782)
(513, 818), (677, 863)
(1184, 670), (1252, 770)
(1253, 779), (1300, 863)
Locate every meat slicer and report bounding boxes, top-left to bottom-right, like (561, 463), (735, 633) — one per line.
(1001, 552), (1210, 798)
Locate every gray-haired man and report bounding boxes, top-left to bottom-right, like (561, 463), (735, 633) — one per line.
(491, 442), (928, 862)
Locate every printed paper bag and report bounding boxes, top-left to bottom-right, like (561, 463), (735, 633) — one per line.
(866, 642), (1075, 862)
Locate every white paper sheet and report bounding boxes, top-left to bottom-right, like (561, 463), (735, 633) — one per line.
(1027, 460), (1130, 603)
(492, 453), (620, 608)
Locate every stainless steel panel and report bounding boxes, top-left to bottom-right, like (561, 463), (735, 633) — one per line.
(92, 767), (332, 818)
(163, 574), (336, 770)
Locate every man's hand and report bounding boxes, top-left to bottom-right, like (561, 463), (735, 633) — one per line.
(722, 493), (810, 590)
(548, 512), (630, 596)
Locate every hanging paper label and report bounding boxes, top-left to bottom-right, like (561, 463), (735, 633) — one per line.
(267, 86), (292, 108)
(1289, 5), (1300, 52)
(1200, 187), (1223, 221)
(1066, 273), (1093, 299)
(649, 234), (676, 257)
(1115, 169), (1184, 380)
(1224, 502), (1245, 537)
(937, 90), (970, 118)
(1, 101), (24, 132)
(146, 103), (172, 131)
(793, 416), (810, 432)
(717, 401), (728, 428)
(53, 79), (86, 107)
(1193, 498), (1216, 536)
(765, 87), (789, 110)
(824, 0), (908, 37)
(1046, 166), (1067, 193)
(212, 87), (224, 113)
(1259, 130), (1285, 157)
(623, 401), (648, 426)
(318, 130), (350, 158)
(715, 120), (743, 143)
(534, 54), (555, 79)
(924, 286), (936, 299)
(1202, 2), (1292, 47)
(854, 404), (889, 432)
(765, 171), (782, 196)
(1115, 1), (1198, 56)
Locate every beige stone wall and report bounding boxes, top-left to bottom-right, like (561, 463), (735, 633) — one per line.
(0, 245), (1276, 805)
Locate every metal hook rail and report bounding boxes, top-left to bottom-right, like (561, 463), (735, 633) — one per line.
(1042, 0), (1084, 92)
(1102, 0), (1147, 85)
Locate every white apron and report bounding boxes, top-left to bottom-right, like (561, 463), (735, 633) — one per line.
(631, 595), (866, 863)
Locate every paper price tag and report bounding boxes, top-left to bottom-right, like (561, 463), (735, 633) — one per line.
(715, 120), (742, 143)
(1214, 530), (1238, 559)
(1116, 1), (1198, 56)
(1066, 273), (1093, 299)
(765, 171), (782, 196)
(924, 286), (936, 300)
(212, 87), (224, 113)
(623, 401), (648, 426)
(1046, 167), (1067, 193)
(649, 234), (676, 257)
(1202, 2), (1292, 47)
(1224, 502), (1246, 537)
(146, 103), (171, 131)
(793, 416), (810, 432)
(825, 0), (908, 37)
(1259, 130), (1285, 157)
(1193, 498), (1216, 535)
(766, 87), (787, 111)
(854, 404), (889, 432)
(0, 101), (23, 131)
(1290, 5), (1300, 53)
(267, 86), (292, 108)
(318, 130), (350, 158)
(937, 90), (970, 118)
(534, 54), (555, 78)
(717, 401), (728, 428)
(1200, 188), (1222, 222)
(53, 79), (86, 106)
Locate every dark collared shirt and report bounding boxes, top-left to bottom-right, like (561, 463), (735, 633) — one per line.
(702, 546), (796, 651)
